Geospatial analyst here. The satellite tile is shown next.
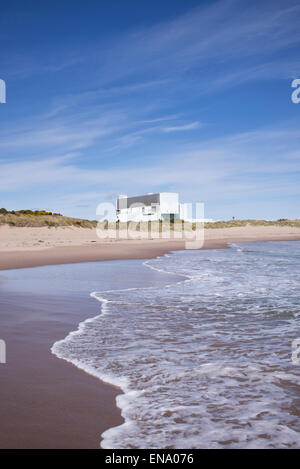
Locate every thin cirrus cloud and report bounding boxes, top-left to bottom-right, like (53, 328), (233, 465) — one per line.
(1, 124), (300, 191)
(4, 1), (300, 89)
(0, 111), (126, 153)
(162, 122), (201, 133)
(86, 0), (300, 90)
(1, 121), (300, 220)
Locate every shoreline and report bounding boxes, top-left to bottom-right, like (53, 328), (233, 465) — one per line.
(1, 233), (300, 448)
(1, 224), (300, 271)
(0, 259), (180, 448)
(0, 239), (226, 271)
(0, 289), (124, 448)
(47, 240), (300, 448)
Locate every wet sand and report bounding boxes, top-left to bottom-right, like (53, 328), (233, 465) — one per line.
(0, 289), (122, 448)
(0, 239), (227, 271)
(0, 227), (300, 448)
(0, 259), (181, 449)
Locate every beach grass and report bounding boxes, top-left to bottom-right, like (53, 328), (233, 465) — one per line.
(1, 208), (300, 229)
(0, 210), (97, 228)
(204, 219), (300, 229)
(98, 218), (300, 233)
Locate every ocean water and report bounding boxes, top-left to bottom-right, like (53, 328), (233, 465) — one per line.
(52, 241), (300, 449)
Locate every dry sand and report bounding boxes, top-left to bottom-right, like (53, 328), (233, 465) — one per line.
(1, 224), (300, 271)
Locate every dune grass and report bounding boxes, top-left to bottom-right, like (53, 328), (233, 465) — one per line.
(0, 208), (299, 229)
(203, 219), (300, 229)
(0, 210), (97, 228)
(99, 218), (300, 232)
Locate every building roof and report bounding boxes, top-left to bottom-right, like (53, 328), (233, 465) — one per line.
(117, 193), (160, 210)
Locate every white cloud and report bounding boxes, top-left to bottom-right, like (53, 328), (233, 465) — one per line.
(2, 1), (300, 220)
(5, 1), (300, 90)
(0, 110), (126, 154)
(162, 122), (201, 133)
(1, 123), (300, 195)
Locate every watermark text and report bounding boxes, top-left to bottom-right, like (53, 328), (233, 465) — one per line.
(0, 339), (6, 364)
(0, 79), (6, 103)
(292, 338), (300, 364)
(291, 79), (300, 104)
(96, 201), (205, 249)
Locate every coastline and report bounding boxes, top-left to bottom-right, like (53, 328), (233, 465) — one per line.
(1, 224), (300, 271)
(0, 258), (180, 449)
(1, 228), (300, 448)
(0, 288), (123, 448)
(0, 239), (224, 271)
(47, 240), (300, 448)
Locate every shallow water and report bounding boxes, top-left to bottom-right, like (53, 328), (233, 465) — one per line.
(52, 241), (300, 448)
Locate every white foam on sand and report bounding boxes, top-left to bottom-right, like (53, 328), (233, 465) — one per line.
(51, 241), (300, 448)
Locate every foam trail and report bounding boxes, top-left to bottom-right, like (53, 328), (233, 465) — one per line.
(51, 241), (300, 448)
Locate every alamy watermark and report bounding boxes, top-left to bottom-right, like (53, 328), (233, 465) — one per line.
(0, 79), (6, 103)
(0, 339), (6, 364)
(96, 201), (205, 249)
(291, 338), (300, 364)
(291, 79), (300, 104)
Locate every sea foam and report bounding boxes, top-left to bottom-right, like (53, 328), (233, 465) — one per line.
(51, 241), (300, 448)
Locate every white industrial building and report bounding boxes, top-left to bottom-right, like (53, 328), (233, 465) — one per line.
(116, 193), (180, 222)
(116, 192), (213, 222)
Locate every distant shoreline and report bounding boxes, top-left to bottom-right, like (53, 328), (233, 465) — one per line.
(1, 224), (300, 271)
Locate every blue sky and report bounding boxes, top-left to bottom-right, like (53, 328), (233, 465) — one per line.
(0, 0), (300, 220)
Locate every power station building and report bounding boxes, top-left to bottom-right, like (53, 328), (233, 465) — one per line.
(116, 193), (180, 222)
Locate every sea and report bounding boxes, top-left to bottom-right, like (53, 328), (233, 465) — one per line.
(50, 241), (300, 449)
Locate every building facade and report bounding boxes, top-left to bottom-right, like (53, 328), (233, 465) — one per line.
(116, 193), (179, 222)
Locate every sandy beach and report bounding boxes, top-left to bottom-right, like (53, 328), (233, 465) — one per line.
(0, 258), (181, 448)
(1, 224), (300, 271)
(1, 225), (300, 448)
(0, 289), (122, 449)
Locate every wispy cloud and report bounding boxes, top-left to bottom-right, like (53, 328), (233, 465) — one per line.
(87, 0), (300, 91)
(1, 123), (299, 192)
(4, 1), (300, 89)
(162, 122), (201, 133)
(2, 0), (300, 219)
(0, 110), (127, 154)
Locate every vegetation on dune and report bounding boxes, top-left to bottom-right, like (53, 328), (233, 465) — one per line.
(203, 219), (300, 228)
(0, 208), (299, 229)
(0, 208), (62, 216)
(0, 208), (97, 228)
(99, 218), (300, 232)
